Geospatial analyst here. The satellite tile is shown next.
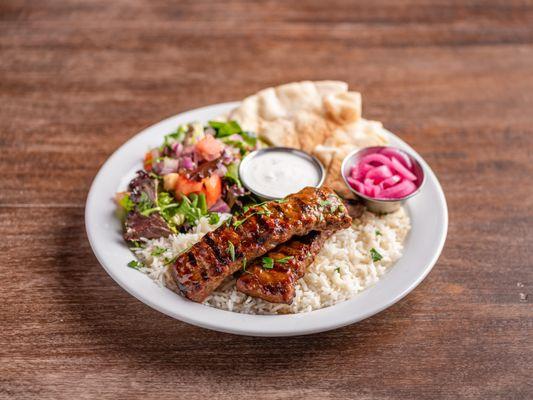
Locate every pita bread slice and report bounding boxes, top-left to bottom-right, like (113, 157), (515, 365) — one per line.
(227, 81), (356, 150)
(314, 119), (389, 198)
(324, 91), (362, 125)
(226, 81), (386, 199)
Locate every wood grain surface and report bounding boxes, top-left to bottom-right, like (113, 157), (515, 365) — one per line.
(1, 1), (532, 399)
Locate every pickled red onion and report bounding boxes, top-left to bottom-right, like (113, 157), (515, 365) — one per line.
(359, 153), (392, 166)
(380, 174), (401, 189)
(377, 180), (416, 199)
(365, 165), (393, 183)
(347, 147), (419, 199)
(390, 156), (417, 181)
(351, 163), (373, 180)
(367, 184), (381, 197)
(364, 178), (374, 187)
(347, 177), (365, 194)
(379, 147), (412, 168)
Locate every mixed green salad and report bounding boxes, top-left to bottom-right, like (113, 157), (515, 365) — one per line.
(116, 121), (262, 242)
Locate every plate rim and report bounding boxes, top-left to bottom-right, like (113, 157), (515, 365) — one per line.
(85, 101), (448, 337)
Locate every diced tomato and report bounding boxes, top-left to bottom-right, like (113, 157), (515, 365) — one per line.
(175, 175), (204, 198)
(195, 135), (224, 161)
(143, 151), (153, 171)
(175, 173), (222, 208)
(202, 174), (222, 207)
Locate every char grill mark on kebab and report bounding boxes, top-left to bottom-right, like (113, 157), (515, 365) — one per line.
(236, 230), (334, 304)
(169, 186), (352, 302)
(234, 199), (364, 304)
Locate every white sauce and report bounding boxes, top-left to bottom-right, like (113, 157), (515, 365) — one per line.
(241, 150), (322, 198)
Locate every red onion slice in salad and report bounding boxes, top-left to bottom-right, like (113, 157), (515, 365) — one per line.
(209, 198), (231, 213)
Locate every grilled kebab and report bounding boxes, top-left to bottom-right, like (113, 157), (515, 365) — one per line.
(236, 230), (333, 304)
(169, 186), (352, 302)
(235, 197), (365, 303)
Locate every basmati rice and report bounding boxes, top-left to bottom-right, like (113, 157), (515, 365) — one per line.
(133, 208), (410, 314)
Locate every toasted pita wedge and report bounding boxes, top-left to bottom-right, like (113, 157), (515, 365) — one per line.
(228, 81), (358, 151)
(226, 81), (387, 198)
(315, 119), (388, 198)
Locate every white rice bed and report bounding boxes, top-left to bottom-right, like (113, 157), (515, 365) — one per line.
(134, 208), (410, 315)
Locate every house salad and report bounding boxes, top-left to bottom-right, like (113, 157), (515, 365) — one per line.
(116, 121), (260, 244)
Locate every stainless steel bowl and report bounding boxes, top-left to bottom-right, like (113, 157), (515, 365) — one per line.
(239, 147), (326, 201)
(341, 146), (425, 213)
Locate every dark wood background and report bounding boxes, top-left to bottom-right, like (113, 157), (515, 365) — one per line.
(1, 1), (532, 399)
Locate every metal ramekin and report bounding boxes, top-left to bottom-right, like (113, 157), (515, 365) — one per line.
(239, 147), (326, 200)
(341, 146), (425, 213)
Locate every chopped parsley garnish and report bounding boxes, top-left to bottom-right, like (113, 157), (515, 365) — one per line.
(208, 212), (220, 225)
(276, 256), (293, 264)
(227, 242), (236, 262)
(251, 198), (287, 209)
(335, 267), (341, 273)
(231, 198), (289, 228)
(318, 199), (332, 208)
(232, 216), (248, 228)
(163, 257), (176, 265)
(233, 207), (270, 228)
(163, 247), (190, 265)
(127, 260), (142, 270)
(129, 240), (143, 248)
(318, 199), (339, 213)
(262, 257), (274, 269)
(151, 246), (167, 257)
(233, 200), (278, 228)
(260, 256), (292, 269)
(233, 213), (255, 228)
(370, 248), (383, 262)
(375, 230), (382, 237)
(259, 204), (272, 216)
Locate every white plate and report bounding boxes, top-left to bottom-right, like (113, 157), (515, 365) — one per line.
(85, 102), (448, 337)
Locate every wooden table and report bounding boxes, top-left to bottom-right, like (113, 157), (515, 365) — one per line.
(1, 1), (531, 399)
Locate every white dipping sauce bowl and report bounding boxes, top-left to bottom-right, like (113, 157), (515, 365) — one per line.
(239, 147), (326, 200)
